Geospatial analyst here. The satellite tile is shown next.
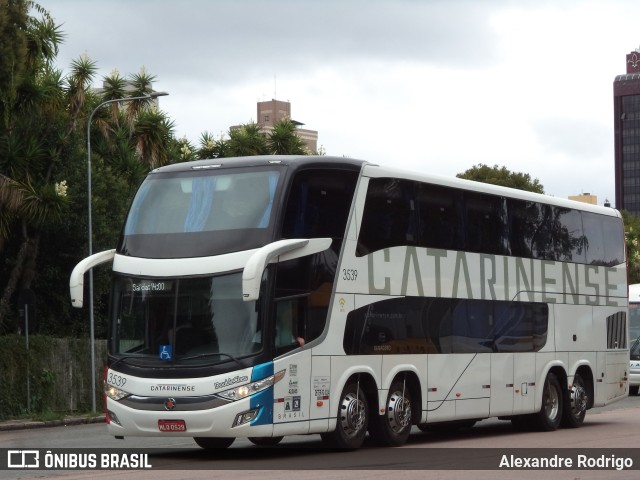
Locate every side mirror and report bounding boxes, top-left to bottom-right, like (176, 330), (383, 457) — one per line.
(69, 249), (116, 308)
(242, 238), (332, 301)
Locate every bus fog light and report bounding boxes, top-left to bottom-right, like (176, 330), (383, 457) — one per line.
(233, 409), (259, 427)
(108, 410), (122, 426)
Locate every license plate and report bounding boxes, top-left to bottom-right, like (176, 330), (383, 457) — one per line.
(158, 420), (186, 432)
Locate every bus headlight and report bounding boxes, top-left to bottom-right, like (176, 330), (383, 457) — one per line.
(104, 382), (131, 401)
(217, 369), (285, 401)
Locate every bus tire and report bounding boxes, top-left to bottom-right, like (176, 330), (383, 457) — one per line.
(531, 372), (563, 431)
(561, 372), (588, 428)
(630, 386), (639, 396)
(248, 436), (284, 446)
(370, 381), (412, 446)
(193, 437), (235, 449)
(321, 382), (369, 449)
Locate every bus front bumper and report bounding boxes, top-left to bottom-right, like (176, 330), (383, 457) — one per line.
(105, 396), (273, 438)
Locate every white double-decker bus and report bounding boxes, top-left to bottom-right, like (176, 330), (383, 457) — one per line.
(70, 155), (629, 448)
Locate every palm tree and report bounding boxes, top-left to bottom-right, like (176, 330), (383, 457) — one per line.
(267, 118), (307, 155)
(66, 55), (96, 132)
(1, 3), (178, 334)
(133, 109), (174, 169)
(228, 122), (267, 157)
(196, 132), (230, 159)
(92, 68), (174, 170)
(123, 68), (156, 128)
(0, 145), (68, 331)
(0, 3), (72, 332)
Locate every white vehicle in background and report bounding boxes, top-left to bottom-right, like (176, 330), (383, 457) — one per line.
(629, 284), (640, 396)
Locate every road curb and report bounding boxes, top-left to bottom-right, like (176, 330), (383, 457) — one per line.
(0, 415), (105, 431)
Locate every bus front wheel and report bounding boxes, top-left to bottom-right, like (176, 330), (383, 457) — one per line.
(321, 382), (369, 449)
(531, 372), (563, 431)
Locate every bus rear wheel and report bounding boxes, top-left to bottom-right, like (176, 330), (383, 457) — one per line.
(531, 372), (563, 431)
(193, 437), (235, 449)
(321, 382), (369, 449)
(370, 381), (412, 446)
(561, 372), (588, 428)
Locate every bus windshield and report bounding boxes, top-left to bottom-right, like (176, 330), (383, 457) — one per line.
(110, 272), (262, 365)
(125, 169), (280, 234)
(119, 168), (281, 258)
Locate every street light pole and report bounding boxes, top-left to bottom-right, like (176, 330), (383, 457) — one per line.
(86, 91), (168, 412)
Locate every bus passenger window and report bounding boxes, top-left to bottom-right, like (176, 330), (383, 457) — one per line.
(463, 192), (508, 255)
(357, 178), (417, 255)
(281, 169), (358, 240)
(415, 183), (463, 251)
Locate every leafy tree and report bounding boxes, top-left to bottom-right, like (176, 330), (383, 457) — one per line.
(0, 1), (70, 332)
(457, 163), (544, 194)
(0, 2), (176, 334)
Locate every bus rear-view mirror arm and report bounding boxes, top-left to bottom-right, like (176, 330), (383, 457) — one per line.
(243, 238), (333, 301)
(69, 249), (116, 308)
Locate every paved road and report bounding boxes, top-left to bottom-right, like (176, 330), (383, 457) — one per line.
(2, 395), (640, 480)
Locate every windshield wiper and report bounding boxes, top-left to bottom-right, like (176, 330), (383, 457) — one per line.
(180, 352), (246, 369)
(108, 354), (149, 370)
(108, 351), (246, 370)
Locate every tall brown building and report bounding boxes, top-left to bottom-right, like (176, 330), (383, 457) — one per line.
(257, 99), (318, 153)
(614, 48), (640, 214)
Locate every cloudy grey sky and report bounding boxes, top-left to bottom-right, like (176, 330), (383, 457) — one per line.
(49, 0), (640, 206)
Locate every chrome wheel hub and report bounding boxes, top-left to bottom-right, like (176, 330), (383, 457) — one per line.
(544, 382), (560, 420)
(387, 390), (411, 433)
(339, 392), (365, 437)
(571, 384), (587, 414)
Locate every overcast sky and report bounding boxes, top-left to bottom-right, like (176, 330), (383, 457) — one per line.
(48, 0), (640, 206)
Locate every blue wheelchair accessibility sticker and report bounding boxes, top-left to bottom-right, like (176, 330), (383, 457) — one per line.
(159, 345), (172, 361)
